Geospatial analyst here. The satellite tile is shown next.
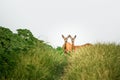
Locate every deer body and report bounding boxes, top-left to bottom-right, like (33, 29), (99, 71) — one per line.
(62, 42), (72, 53)
(81, 43), (92, 47)
(69, 35), (92, 51)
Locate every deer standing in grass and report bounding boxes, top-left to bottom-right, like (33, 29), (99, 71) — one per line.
(69, 35), (92, 51)
(62, 35), (72, 53)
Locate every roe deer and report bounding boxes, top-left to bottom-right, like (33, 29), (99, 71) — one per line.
(69, 35), (92, 51)
(62, 35), (72, 53)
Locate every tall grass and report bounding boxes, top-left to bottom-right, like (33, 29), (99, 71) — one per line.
(3, 41), (67, 80)
(1, 42), (120, 80)
(61, 43), (120, 80)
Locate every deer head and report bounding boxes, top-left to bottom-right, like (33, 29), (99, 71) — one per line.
(69, 35), (76, 44)
(69, 35), (81, 51)
(62, 35), (72, 53)
(62, 35), (69, 43)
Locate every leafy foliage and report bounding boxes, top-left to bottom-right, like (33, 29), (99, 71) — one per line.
(0, 27), (17, 77)
(0, 26), (37, 78)
(56, 46), (64, 55)
(0, 26), (67, 80)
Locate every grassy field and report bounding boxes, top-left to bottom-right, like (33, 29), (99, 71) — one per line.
(5, 41), (67, 80)
(61, 43), (120, 80)
(1, 42), (120, 80)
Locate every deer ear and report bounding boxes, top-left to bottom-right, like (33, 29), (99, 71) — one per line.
(68, 35), (72, 38)
(62, 35), (65, 38)
(74, 35), (76, 39)
(68, 34), (71, 38)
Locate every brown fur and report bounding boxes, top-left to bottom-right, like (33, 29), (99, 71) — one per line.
(62, 35), (72, 53)
(69, 35), (92, 51)
(62, 42), (72, 53)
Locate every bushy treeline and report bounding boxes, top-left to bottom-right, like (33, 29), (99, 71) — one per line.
(0, 26), (67, 80)
(0, 26), (38, 78)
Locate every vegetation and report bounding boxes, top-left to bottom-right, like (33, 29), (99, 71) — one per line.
(61, 43), (120, 80)
(0, 26), (120, 80)
(0, 26), (67, 80)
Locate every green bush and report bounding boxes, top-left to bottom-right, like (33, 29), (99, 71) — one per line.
(0, 26), (37, 78)
(0, 26), (67, 79)
(0, 27), (18, 78)
(56, 47), (64, 55)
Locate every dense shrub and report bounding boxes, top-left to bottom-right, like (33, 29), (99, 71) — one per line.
(0, 27), (18, 78)
(0, 26), (67, 80)
(0, 26), (37, 78)
(56, 47), (64, 55)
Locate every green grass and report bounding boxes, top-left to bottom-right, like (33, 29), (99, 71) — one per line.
(61, 43), (120, 80)
(1, 43), (120, 80)
(2, 41), (67, 80)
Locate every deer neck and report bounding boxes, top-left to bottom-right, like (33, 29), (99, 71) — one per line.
(64, 42), (67, 49)
(63, 42), (67, 53)
(72, 42), (75, 50)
